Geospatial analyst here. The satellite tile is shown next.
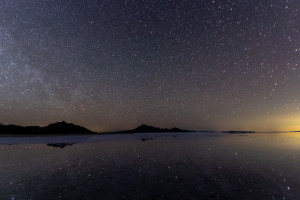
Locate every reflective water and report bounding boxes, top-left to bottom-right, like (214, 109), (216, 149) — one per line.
(0, 132), (299, 199)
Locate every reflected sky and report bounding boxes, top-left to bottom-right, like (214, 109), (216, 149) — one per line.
(0, 132), (299, 199)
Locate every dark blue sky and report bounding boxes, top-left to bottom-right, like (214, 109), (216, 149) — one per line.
(0, 0), (299, 131)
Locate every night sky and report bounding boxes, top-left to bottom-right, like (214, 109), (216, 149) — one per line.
(0, 0), (299, 132)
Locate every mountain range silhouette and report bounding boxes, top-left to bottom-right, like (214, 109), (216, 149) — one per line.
(0, 122), (194, 135)
(114, 124), (194, 133)
(0, 121), (93, 135)
(0, 122), (259, 135)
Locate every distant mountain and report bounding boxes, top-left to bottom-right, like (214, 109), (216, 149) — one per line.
(0, 123), (5, 126)
(114, 124), (194, 133)
(0, 121), (93, 135)
(221, 131), (256, 134)
(42, 121), (92, 134)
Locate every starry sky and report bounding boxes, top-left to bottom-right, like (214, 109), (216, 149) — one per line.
(0, 0), (299, 132)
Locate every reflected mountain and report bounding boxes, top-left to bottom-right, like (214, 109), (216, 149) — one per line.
(47, 143), (75, 148)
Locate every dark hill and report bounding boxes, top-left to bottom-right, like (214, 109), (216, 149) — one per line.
(114, 124), (193, 133)
(221, 131), (256, 134)
(0, 121), (93, 135)
(43, 121), (92, 134)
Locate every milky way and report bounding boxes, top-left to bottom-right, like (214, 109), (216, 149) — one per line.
(0, 0), (299, 132)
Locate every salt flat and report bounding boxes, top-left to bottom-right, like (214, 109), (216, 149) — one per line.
(0, 132), (299, 199)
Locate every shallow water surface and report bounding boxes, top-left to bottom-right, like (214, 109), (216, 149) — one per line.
(0, 132), (299, 200)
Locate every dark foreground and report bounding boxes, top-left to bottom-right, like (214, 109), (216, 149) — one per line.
(0, 132), (299, 199)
